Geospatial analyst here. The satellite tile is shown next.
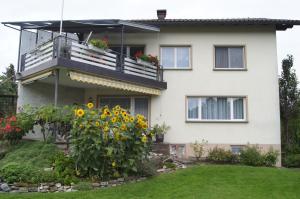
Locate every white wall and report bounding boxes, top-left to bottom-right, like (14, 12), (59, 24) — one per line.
(96, 25), (280, 146)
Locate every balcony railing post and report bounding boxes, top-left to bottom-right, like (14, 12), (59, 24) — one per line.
(20, 54), (26, 72)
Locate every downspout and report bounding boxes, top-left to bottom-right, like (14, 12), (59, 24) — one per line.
(120, 25), (125, 71)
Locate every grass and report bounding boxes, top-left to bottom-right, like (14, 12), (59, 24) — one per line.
(0, 140), (58, 169)
(0, 164), (299, 199)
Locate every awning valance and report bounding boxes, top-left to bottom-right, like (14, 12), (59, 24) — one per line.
(69, 71), (161, 95)
(21, 71), (53, 85)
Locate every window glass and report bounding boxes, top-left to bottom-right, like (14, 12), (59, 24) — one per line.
(176, 47), (190, 68)
(161, 47), (175, 68)
(215, 47), (228, 68)
(215, 47), (244, 69)
(134, 98), (149, 118)
(229, 47), (244, 68)
(187, 98), (198, 119)
(233, 98), (244, 119)
(99, 97), (131, 111)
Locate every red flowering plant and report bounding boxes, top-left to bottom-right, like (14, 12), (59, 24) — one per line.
(0, 115), (24, 144)
(134, 51), (159, 66)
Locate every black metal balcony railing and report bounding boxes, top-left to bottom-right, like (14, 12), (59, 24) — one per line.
(20, 36), (164, 82)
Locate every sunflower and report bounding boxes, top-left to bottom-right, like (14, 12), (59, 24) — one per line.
(95, 121), (100, 127)
(113, 110), (119, 116)
(129, 116), (135, 122)
(104, 126), (109, 132)
(76, 109), (85, 117)
(142, 123), (148, 129)
(100, 114), (106, 120)
(114, 105), (121, 110)
(121, 111), (127, 118)
(120, 124), (127, 131)
(111, 117), (117, 123)
(141, 135), (147, 143)
(87, 102), (94, 109)
(124, 116), (130, 123)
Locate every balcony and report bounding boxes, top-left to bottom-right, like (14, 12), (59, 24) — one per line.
(19, 35), (166, 90)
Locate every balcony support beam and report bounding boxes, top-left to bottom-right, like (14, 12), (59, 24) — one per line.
(119, 25), (125, 71)
(54, 69), (59, 106)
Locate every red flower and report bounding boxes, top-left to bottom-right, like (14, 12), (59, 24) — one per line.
(16, 128), (21, 132)
(5, 124), (11, 132)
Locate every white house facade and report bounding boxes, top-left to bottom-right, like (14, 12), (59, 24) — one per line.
(4, 11), (300, 165)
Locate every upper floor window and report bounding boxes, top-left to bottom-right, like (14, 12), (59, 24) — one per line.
(215, 46), (245, 69)
(186, 96), (246, 122)
(160, 46), (191, 69)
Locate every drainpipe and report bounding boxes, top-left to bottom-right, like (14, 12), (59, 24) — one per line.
(54, 69), (59, 106)
(119, 25), (125, 71)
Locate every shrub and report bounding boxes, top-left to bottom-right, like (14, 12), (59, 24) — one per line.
(284, 154), (300, 167)
(164, 162), (176, 169)
(192, 139), (207, 161)
(240, 145), (278, 167)
(71, 104), (154, 180)
(89, 38), (108, 50)
(0, 116), (25, 144)
(136, 159), (159, 177)
(51, 152), (78, 184)
(207, 147), (238, 164)
(73, 181), (93, 191)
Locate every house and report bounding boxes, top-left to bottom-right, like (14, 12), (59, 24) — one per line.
(3, 10), (300, 165)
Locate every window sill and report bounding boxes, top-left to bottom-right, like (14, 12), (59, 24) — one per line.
(213, 68), (247, 71)
(185, 120), (249, 123)
(163, 68), (192, 71)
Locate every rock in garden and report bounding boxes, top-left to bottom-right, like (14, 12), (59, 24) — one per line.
(0, 183), (11, 192)
(55, 183), (62, 188)
(117, 178), (124, 182)
(100, 181), (108, 186)
(92, 182), (100, 187)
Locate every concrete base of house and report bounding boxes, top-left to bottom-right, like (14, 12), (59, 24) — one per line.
(155, 143), (281, 167)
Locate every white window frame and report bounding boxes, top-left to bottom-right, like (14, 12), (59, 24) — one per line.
(214, 46), (246, 70)
(186, 96), (247, 122)
(160, 46), (191, 69)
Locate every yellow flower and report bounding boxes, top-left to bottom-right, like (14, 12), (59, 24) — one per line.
(114, 105), (121, 110)
(129, 116), (135, 122)
(136, 114), (144, 120)
(104, 126), (109, 132)
(87, 102), (94, 109)
(120, 124), (127, 131)
(111, 117), (117, 123)
(142, 123), (148, 129)
(95, 121), (100, 127)
(100, 114), (106, 120)
(124, 116), (129, 123)
(74, 109), (77, 116)
(76, 109), (85, 117)
(112, 161), (116, 168)
(121, 111), (127, 118)
(114, 131), (120, 140)
(141, 135), (147, 143)
(113, 110), (119, 116)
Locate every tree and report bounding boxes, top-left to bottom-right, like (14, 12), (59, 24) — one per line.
(279, 55), (300, 148)
(0, 64), (17, 95)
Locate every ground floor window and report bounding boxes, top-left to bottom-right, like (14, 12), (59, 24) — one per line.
(98, 96), (149, 119)
(231, 145), (245, 154)
(186, 96), (246, 121)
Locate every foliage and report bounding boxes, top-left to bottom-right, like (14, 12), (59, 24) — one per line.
(279, 55), (300, 148)
(0, 115), (24, 144)
(51, 152), (78, 184)
(151, 122), (170, 136)
(163, 162), (176, 169)
(192, 139), (207, 161)
(240, 145), (278, 167)
(283, 154), (300, 167)
(207, 147), (238, 164)
(71, 104), (154, 180)
(136, 159), (159, 177)
(2, 165), (300, 199)
(0, 64), (17, 95)
(89, 38), (109, 50)
(135, 51), (159, 66)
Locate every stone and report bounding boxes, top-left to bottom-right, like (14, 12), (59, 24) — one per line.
(92, 182), (100, 187)
(157, 168), (165, 173)
(100, 181), (108, 186)
(18, 187), (29, 193)
(28, 187), (38, 192)
(44, 167), (53, 171)
(0, 183), (10, 192)
(55, 183), (62, 188)
(66, 188), (73, 192)
(43, 185), (49, 189)
(117, 178), (124, 182)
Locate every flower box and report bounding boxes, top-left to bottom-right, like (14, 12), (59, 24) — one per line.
(88, 44), (106, 54)
(137, 58), (155, 68)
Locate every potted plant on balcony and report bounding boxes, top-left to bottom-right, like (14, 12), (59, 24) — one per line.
(151, 123), (170, 143)
(135, 51), (159, 67)
(88, 38), (109, 54)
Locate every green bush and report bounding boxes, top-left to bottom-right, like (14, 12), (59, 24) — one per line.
(284, 154), (300, 167)
(73, 181), (93, 191)
(71, 104), (154, 180)
(137, 159), (159, 177)
(240, 145), (278, 167)
(207, 147), (238, 164)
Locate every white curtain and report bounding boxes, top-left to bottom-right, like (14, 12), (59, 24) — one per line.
(177, 47), (189, 68)
(229, 47), (244, 68)
(215, 47), (228, 68)
(161, 47), (175, 68)
(202, 97), (230, 120)
(134, 98), (149, 118)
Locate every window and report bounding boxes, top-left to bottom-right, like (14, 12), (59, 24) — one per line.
(231, 145), (244, 154)
(215, 46), (245, 69)
(186, 97), (246, 121)
(160, 46), (191, 69)
(98, 96), (149, 118)
(110, 45), (145, 58)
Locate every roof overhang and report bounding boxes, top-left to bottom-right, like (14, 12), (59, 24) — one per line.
(2, 19), (160, 33)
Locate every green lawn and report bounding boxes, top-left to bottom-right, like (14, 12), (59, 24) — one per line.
(1, 164), (300, 199)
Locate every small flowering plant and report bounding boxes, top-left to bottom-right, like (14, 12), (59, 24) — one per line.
(71, 103), (154, 180)
(0, 116), (24, 144)
(134, 51), (159, 66)
(89, 38), (109, 50)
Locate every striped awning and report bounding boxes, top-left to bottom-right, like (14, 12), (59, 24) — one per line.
(69, 71), (161, 95)
(21, 71), (53, 85)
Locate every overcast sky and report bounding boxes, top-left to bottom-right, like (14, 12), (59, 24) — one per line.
(0, 0), (299, 76)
